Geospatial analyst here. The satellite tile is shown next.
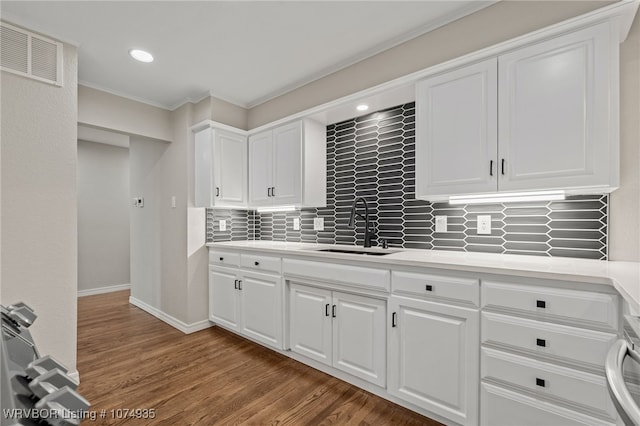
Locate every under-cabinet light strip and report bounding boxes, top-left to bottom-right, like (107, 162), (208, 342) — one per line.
(256, 205), (297, 213)
(449, 190), (565, 205)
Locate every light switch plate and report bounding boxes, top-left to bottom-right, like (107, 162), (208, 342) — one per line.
(477, 215), (491, 235)
(313, 217), (324, 231)
(435, 215), (447, 233)
(293, 217), (300, 231)
(219, 219), (227, 231)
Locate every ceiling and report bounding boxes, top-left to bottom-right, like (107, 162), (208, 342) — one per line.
(1, 1), (496, 110)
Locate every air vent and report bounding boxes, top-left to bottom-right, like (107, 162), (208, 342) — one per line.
(0, 22), (62, 86)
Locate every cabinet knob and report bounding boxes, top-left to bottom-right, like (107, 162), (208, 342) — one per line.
(219, 257), (224, 261)
(425, 284), (433, 292)
(536, 300), (546, 309)
(254, 261), (260, 266)
(536, 338), (546, 347)
(536, 378), (546, 388)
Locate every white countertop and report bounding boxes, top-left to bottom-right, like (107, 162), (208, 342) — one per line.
(207, 240), (640, 313)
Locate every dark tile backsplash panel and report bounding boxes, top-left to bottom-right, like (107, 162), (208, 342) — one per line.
(206, 102), (608, 260)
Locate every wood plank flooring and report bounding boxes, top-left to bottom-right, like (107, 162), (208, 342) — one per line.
(77, 291), (441, 425)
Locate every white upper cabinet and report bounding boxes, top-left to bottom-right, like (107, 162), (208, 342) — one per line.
(272, 121), (303, 205)
(416, 22), (619, 201)
(249, 118), (326, 208)
(416, 58), (498, 199)
(498, 23), (615, 192)
(248, 130), (273, 206)
(194, 123), (248, 208)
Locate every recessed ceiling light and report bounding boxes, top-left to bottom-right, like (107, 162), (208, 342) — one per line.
(129, 49), (154, 63)
(356, 104), (369, 112)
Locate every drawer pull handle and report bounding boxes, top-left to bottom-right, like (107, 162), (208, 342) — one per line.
(254, 261), (260, 266)
(536, 378), (546, 388)
(332, 305), (337, 318)
(234, 279), (238, 290)
(536, 300), (546, 309)
(219, 257), (224, 261)
(238, 280), (242, 291)
(425, 284), (433, 292)
(536, 338), (546, 347)
(392, 312), (397, 328)
(325, 304), (330, 317)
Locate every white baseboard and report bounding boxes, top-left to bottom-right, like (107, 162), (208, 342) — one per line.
(78, 283), (131, 297)
(128, 296), (212, 334)
(68, 369), (80, 383)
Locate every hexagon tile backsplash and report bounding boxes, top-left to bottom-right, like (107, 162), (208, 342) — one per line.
(206, 102), (608, 260)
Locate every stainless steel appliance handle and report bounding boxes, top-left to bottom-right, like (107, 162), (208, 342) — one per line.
(606, 339), (640, 426)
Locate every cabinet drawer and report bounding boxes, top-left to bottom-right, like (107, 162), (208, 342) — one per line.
(482, 312), (617, 370)
(480, 382), (615, 426)
(481, 347), (615, 420)
(482, 280), (618, 330)
(392, 271), (479, 306)
(283, 258), (390, 292)
(240, 253), (281, 274)
(209, 250), (240, 267)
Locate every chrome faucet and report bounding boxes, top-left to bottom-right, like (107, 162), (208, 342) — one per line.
(347, 197), (376, 248)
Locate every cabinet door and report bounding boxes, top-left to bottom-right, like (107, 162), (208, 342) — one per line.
(332, 292), (386, 387)
(416, 58), (498, 200)
(214, 130), (247, 207)
(238, 271), (283, 350)
(388, 296), (479, 426)
(272, 121), (302, 205)
(289, 283), (332, 366)
(498, 23), (612, 192)
(194, 127), (214, 207)
(248, 130), (273, 207)
(209, 267), (240, 330)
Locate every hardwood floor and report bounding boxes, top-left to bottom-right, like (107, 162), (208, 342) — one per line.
(77, 291), (441, 425)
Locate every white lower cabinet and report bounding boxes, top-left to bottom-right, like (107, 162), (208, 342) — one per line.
(388, 295), (479, 426)
(209, 263), (283, 350)
(481, 382), (615, 426)
(209, 268), (240, 329)
(238, 272), (283, 348)
(480, 279), (620, 425)
(209, 247), (626, 425)
(289, 283), (386, 387)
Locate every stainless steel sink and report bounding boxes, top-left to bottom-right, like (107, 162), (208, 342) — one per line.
(313, 248), (399, 256)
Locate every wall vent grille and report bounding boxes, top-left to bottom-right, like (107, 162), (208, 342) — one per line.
(0, 22), (62, 86)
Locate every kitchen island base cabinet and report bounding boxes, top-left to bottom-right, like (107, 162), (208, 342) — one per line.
(289, 283), (386, 387)
(388, 295), (479, 426)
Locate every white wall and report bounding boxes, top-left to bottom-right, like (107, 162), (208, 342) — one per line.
(1, 42), (79, 372)
(129, 136), (168, 309)
(609, 13), (640, 262)
(78, 85), (172, 142)
(77, 140), (130, 293)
